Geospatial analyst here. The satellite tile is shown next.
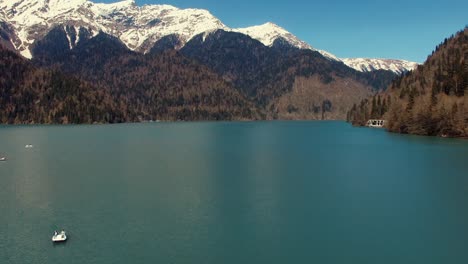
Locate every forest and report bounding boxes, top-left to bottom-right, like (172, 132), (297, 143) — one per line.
(348, 27), (468, 137)
(0, 35), (261, 124)
(0, 26), (426, 125)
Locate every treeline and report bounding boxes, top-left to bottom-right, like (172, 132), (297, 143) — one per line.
(348, 27), (468, 137)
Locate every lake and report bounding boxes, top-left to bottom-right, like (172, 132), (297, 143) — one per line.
(0, 121), (467, 264)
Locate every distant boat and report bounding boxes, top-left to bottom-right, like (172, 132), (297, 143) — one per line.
(52, 230), (67, 242)
(25, 144), (34, 148)
(0, 157), (6, 161)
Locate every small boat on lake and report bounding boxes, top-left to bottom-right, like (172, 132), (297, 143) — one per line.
(0, 157), (6, 161)
(52, 230), (67, 242)
(25, 144), (34, 148)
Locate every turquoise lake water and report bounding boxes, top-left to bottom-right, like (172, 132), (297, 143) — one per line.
(0, 121), (467, 263)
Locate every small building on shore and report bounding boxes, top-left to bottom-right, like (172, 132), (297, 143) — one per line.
(366, 119), (385, 128)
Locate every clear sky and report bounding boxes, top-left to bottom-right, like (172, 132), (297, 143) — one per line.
(99, 0), (467, 63)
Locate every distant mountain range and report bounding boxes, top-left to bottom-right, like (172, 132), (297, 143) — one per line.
(0, 0), (417, 74)
(0, 0), (422, 124)
(341, 58), (418, 75)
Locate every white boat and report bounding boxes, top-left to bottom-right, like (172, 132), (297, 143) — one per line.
(52, 230), (67, 242)
(25, 144), (34, 148)
(0, 157), (6, 161)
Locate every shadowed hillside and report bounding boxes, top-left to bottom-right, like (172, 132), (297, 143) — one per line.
(31, 29), (262, 122)
(0, 43), (124, 124)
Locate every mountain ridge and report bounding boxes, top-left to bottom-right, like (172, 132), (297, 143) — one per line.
(342, 58), (418, 75)
(0, 0), (417, 74)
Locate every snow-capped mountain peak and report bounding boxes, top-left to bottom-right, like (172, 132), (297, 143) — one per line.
(234, 22), (340, 61)
(0, 0), (228, 58)
(234, 22), (312, 50)
(0, 0), (418, 74)
(341, 58), (419, 74)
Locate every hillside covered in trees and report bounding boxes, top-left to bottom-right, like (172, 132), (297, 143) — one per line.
(180, 30), (395, 119)
(0, 43), (124, 124)
(0, 38), (260, 124)
(0, 25), (402, 125)
(31, 28), (397, 122)
(348, 27), (468, 137)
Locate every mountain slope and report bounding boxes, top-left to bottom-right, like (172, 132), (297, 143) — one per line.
(30, 27), (381, 120)
(0, 0), (421, 123)
(234, 22), (312, 50)
(348, 27), (468, 137)
(0, 0), (228, 57)
(0, 43), (124, 124)
(234, 22), (417, 74)
(0, 0), (418, 75)
(31, 28), (261, 121)
(180, 29), (398, 119)
(233, 22), (338, 61)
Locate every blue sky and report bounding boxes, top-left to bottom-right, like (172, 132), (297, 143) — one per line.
(99, 0), (467, 63)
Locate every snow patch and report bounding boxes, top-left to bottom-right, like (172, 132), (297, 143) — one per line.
(63, 25), (73, 49)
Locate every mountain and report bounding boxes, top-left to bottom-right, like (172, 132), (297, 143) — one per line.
(341, 58), (418, 75)
(0, 0), (228, 58)
(180, 29), (401, 119)
(0, 26), (261, 124)
(232, 23), (417, 74)
(30, 29), (261, 122)
(28, 26), (379, 120)
(234, 22), (312, 50)
(233, 22), (339, 61)
(347, 27), (468, 137)
(0, 0), (421, 123)
(0, 0), (416, 75)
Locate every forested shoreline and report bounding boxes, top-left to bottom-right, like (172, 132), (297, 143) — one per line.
(348, 27), (468, 138)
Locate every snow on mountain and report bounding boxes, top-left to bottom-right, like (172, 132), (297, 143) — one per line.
(0, 0), (228, 58)
(341, 58), (418, 74)
(0, 0), (418, 74)
(0, 0), (340, 60)
(234, 22), (417, 74)
(234, 22), (339, 61)
(234, 22), (311, 49)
